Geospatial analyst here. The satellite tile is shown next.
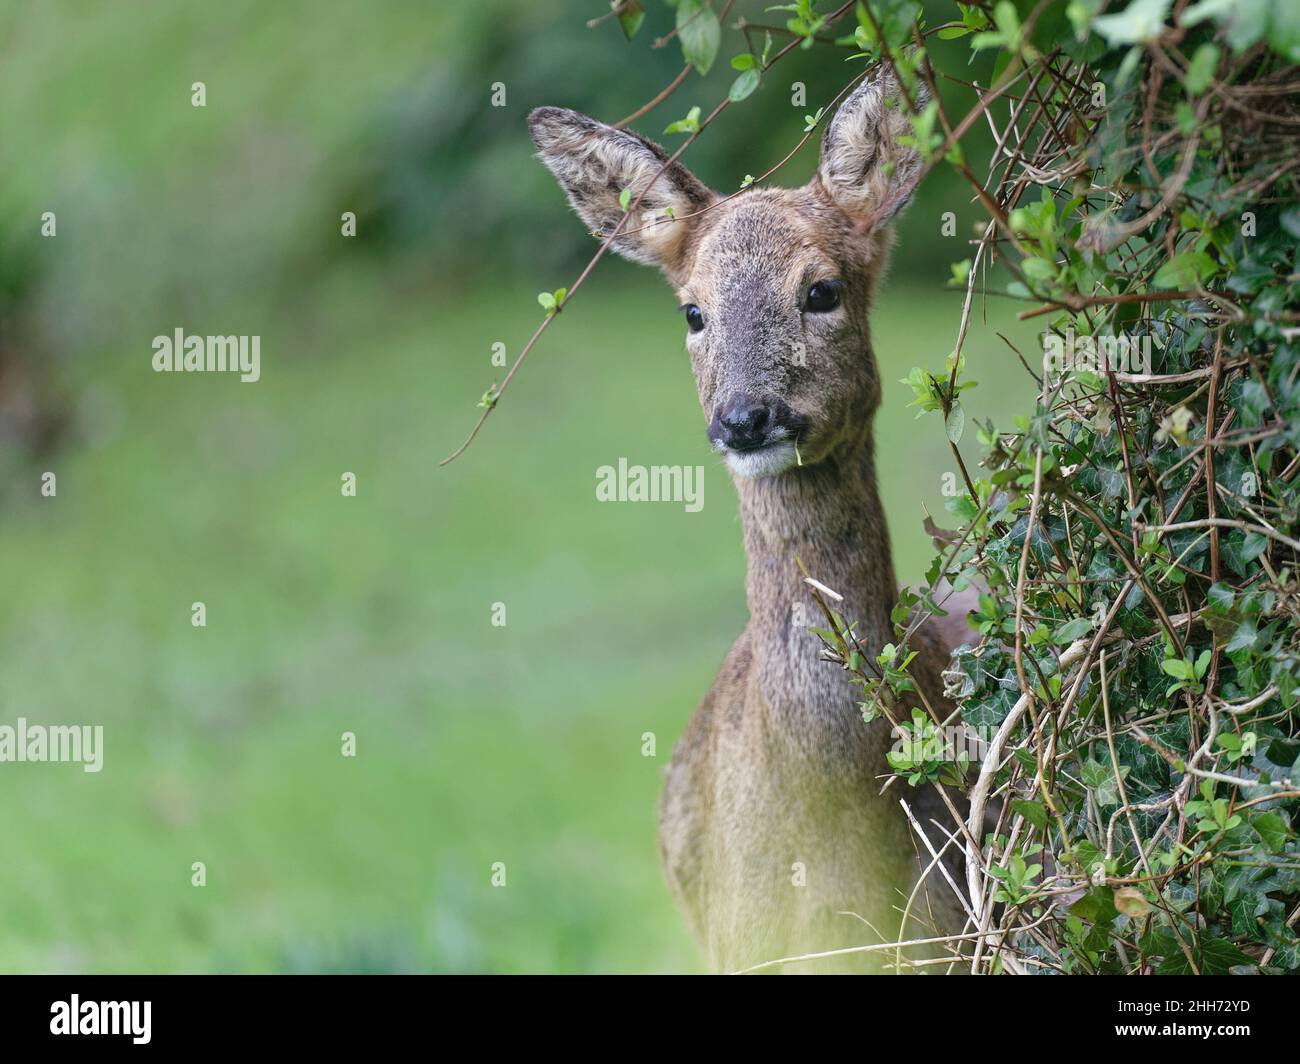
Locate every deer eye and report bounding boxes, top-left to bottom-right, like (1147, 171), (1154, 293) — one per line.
(683, 304), (705, 333)
(805, 280), (841, 313)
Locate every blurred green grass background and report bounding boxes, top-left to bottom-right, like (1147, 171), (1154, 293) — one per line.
(0, 0), (1036, 972)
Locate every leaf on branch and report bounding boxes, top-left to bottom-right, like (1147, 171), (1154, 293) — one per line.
(537, 287), (567, 315)
(663, 105), (702, 136)
(1012, 798), (1048, 829)
(1153, 250), (1217, 288)
(1094, 0), (1173, 46)
(1184, 42), (1220, 94)
(945, 401), (966, 444)
(676, 0), (720, 76)
(615, 0), (645, 41)
(1114, 886), (1150, 917)
(729, 67), (760, 102)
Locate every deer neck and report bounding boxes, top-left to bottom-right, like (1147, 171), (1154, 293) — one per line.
(733, 434), (898, 760)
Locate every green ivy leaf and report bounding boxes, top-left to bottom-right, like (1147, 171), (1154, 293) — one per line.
(1012, 798), (1048, 829)
(1052, 617), (1094, 645)
(1157, 935), (1250, 975)
(1253, 812), (1291, 853)
(1152, 250), (1217, 289)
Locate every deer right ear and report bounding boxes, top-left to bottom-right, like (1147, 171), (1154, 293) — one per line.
(529, 107), (713, 274)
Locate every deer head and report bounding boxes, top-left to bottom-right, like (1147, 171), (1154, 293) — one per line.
(530, 68), (925, 479)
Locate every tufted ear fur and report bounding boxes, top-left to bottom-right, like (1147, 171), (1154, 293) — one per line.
(815, 66), (929, 227)
(529, 106), (714, 275)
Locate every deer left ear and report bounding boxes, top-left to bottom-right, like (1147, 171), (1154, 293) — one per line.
(529, 107), (713, 275)
(815, 67), (929, 227)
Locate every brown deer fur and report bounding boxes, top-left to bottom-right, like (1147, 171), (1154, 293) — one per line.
(531, 68), (969, 973)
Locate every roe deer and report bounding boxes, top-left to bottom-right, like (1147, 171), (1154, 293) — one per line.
(531, 67), (971, 973)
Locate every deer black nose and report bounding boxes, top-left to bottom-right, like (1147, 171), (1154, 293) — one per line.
(711, 396), (772, 452)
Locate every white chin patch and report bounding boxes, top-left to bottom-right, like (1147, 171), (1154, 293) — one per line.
(723, 441), (799, 479)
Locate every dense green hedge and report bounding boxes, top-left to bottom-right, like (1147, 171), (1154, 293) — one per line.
(852, 0), (1300, 973)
